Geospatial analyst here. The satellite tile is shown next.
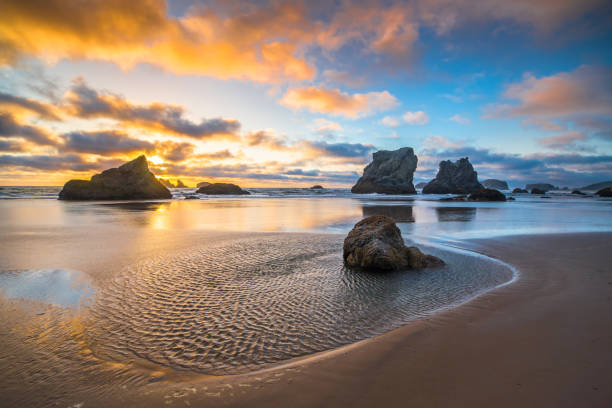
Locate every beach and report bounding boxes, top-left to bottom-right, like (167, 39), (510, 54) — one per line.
(0, 194), (611, 407)
(139, 232), (612, 408)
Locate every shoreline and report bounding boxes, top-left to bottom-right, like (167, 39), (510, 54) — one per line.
(128, 232), (612, 407)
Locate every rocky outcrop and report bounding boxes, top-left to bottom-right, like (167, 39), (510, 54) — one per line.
(196, 181), (211, 188)
(176, 179), (187, 188)
(512, 188), (528, 194)
(596, 187), (612, 197)
(581, 181), (612, 191)
(159, 178), (175, 188)
(422, 158), (483, 194)
(468, 188), (507, 201)
(59, 156), (172, 200)
(482, 179), (508, 190)
(571, 190), (586, 195)
(526, 183), (556, 192)
(196, 183), (250, 195)
(310, 185), (324, 189)
(531, 188), (546, 195)
(351, 147), (418, 194)
(343, 215), (443, 271)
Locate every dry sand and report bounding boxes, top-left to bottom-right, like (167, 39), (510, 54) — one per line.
(132, 232), (612, 408)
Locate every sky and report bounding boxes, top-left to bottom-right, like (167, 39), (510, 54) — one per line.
(0, 0), (611, 188)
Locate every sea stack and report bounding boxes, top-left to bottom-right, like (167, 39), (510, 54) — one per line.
(422, 157), (483, 194)
(526, 183), (556, 192)
(351, 147), (418, 194)
(58, 155), (172, 200)
(343, 215), (443, 271)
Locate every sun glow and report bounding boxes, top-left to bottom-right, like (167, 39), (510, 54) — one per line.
(149, 155), (164, 165)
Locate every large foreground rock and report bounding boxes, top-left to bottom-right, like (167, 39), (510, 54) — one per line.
(59, 156), (172, 200)
(196, 183), (250, 195)
(482, 179), (508, 190)
(343, 215), (443, 271)
(468, 188), (507, 201)
(351, 147), (418, 194)
(422, 157), (483, 194)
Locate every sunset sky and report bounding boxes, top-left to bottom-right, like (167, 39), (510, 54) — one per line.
(1, 0), (611, 187)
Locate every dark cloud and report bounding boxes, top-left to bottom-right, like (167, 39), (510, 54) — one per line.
(0, 153), (121, 172)
(154, 140), (195, 162)
(66, 79), (241, 139)
(286, 168), (320, 176)
(61, 130), (154, 154)
(0, 92), (60, 120)
(307, 141), (376, 158)
(0, 138), (24, 152)
(0, 113), (58, 146)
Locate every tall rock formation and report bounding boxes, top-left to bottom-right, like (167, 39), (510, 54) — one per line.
(351, 147), (418, 194)
(59, 155), (172, 200)
(422, 157), (483, 194)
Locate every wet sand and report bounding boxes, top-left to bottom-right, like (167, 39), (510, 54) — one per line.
(135, 232), (612, 407)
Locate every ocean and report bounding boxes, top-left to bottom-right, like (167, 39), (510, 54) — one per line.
(0, 187), (610, 405)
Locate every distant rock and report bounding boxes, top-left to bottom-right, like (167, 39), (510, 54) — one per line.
(59, 156), (172, 200)
(175, 179), (187, 188)
(415, 182), (428, 189)
(580, 181), (612, 191)
(351, 147), (418, 194)
(196, 181), (211, 188)
(159, 178), (175, 188)
(482, 179), (508, 190)
(507, 197), (515, 201)
(571, 190), (586, 195)
(310, 185), (324, 189)
(531, 188), (546, 195)
(468, 188), (507, 202)
(343, 215), (443, 271)
(196, 183), (250, 195)
(422, 157), (483, 194)
(184, 195), (199, 200)
(512, 188), (528, 194)
(526, 183), (556, 192)
(596, 187), (612, 197)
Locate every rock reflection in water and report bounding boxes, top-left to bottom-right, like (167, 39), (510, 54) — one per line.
(362, 205), (415, 222)
(435, 207), (477, 222)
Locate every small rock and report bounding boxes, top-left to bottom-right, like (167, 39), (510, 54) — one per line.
(196, 183), (250, 195)
(468, 188), (507, 202)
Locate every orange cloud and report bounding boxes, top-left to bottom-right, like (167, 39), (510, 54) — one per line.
(0, 0), (315, 83)
(280, 86), (398, 118)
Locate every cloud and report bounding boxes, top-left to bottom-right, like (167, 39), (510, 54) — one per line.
(402, 111), (429, 125)
(0, 0), (315, 83)
(312, 118), (343, 133)
(280, 86), (399, 118)
(61, 130), (154, 154)
(449, 114), (470, 125)
(381, 116), (401, 127)
(0, 113), (58, 146)
(322, 69), (367, 88)
(0, 153), (121, 172)
(306, 141), (376, 158)
(521, 118), (567, 132)
(486, 65), (612, 151)
(0, 92), (60, 120)
(486, 66), (612, 119)
(65, 79), (241, 139)
(538, 131), (589, 150)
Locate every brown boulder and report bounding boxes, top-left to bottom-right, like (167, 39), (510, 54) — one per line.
(343, 215), (443, 271)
